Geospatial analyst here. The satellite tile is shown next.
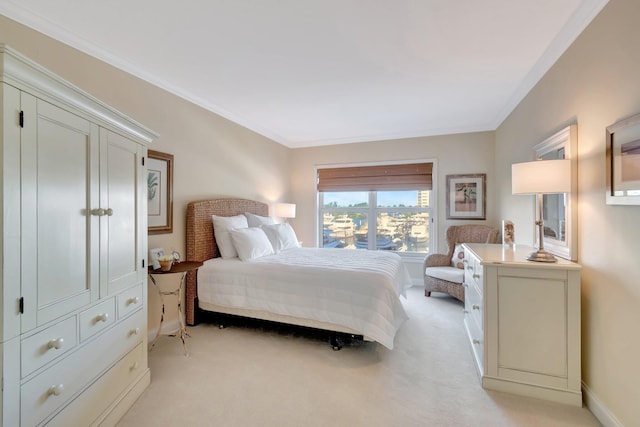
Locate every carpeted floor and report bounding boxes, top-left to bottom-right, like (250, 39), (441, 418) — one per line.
(117, 286), (601, 427)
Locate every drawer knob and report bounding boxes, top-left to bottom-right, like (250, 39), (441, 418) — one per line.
(472, 339), (481, 345)
(130, 361), (139, 371)
(96, 313), (109, 323)
(473, 274), (480, 279)
(472, 304), (481, 310)
(106, 208), (114, 216)
(48, 384), (64, 396)
(128, 296), (140, 305)
(47, 338), (64, 350)
(91, 208), (106, 216)
(463, 310), (469, 314)
(129, 327), (140, 336)
(466, 266), (473, 270)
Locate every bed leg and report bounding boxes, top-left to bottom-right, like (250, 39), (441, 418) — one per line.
(330, 335), (344, 351)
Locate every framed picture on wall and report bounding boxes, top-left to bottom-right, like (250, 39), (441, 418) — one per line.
(606, 112), (640, 205)
(148, 150), (174, 234)
(446, 173), (486, 220)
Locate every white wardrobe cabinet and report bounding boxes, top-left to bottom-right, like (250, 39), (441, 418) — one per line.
(0, 45), (157, 426)
(462, 243), (582, 406)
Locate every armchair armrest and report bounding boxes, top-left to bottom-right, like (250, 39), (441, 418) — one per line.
(424, 253), (452, 269)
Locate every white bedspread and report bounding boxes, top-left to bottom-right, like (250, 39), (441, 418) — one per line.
(197, 247), (411, 349)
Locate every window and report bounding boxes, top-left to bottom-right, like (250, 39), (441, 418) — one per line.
(317, 163), (434, 254)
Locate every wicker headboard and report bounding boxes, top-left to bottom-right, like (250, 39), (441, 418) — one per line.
(185, 198), (269, 325)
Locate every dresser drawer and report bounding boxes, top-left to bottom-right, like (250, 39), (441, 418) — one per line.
(117, 283), (144, 319)
(79, 298), (116, 342)
(465, 314), (484, 375)
(21, 316), (78, 378)
(44, 343), (145, 427)
(21, 309), (145, 426)
(466, 280), (484, 332)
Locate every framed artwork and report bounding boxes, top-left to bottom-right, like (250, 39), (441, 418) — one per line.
(148, 150), (174, 234)
(446, 174), (486, 220)
(606, 112), (640, 205)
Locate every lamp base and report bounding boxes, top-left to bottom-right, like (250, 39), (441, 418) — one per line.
(527, 249), (558, 263)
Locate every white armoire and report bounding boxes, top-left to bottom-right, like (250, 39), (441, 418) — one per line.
(0, 45), (157, 426)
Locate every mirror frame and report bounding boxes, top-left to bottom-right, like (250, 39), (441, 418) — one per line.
(533, 125), (578, 261)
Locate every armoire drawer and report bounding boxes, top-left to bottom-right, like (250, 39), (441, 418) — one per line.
(117, 283), (144, 319)
(44, 342), (145, 427)
(79, 298), (116, 342)
(21, 316), (78, 378)
(21, 309), (145, 426)
(465, 314), (484, 374)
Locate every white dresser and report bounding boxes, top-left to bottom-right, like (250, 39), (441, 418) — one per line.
(462, 243), (582, 406)
(0, 45), (157, 425)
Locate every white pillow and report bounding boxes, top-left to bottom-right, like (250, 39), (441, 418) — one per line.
(228, 227), (275, 261)
(261, 223), (300, 253)
(212, 214), (249, 259)
(244, 212), (275, 228)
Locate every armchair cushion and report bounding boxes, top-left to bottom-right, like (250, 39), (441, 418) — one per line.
(424, 266), (464, 284)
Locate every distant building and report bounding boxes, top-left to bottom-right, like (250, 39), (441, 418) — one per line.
(417, 190), (430, 207)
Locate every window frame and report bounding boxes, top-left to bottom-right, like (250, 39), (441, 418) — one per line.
(315, 160), (437, 260)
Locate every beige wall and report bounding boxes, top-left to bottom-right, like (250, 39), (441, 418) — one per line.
(290, 132), (497, 254)
(0, 16), (291, 333)
(496, 0), (640, 424)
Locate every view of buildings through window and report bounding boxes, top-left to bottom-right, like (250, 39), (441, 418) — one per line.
(319, 190), (432, 253)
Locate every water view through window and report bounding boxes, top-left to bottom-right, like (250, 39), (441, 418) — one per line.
(320, 190), (431, 253)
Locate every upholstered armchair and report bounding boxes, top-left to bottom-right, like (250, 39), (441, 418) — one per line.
(424, 224), (500, 302)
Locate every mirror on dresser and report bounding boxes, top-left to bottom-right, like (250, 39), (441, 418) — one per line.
(533, 125), (578, 261)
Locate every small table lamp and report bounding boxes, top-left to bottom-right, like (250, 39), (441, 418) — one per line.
(275, 203), (296, 222)
(512, 159), (571, 262)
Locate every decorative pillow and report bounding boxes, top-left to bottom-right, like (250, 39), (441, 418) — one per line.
(261, 223), (300, 253)
(451, 244), (465, 269)
(212, 214), (249, 259)
(228, 227), (275, 261)
(244, 212), (275, 228)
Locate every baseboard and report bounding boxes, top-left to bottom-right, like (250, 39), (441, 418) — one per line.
(582, 381), (624, 427)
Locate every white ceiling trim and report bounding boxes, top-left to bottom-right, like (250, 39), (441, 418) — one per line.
(492, 0), (610, 128)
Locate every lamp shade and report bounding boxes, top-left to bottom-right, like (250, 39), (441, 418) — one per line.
(275, 203), (296, 218)
(512, 159), (571, 195)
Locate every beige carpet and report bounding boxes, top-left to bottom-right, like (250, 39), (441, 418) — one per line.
(117, 286), (601, 427)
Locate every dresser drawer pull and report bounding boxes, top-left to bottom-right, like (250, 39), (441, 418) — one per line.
(466, 266), (473, 270)
(472, 339), (481, 345)
(129, 327), (140, 337)
(127, 296), (140, 305)
(130, 361), (139, 372)
(463, 310), (469, 314)
(473, 274), (480, 279)
(48, 384), (64, 397)
(472, 304), (481, 310)
(47, 338), (64, 350)
(95, 313), (109, 323)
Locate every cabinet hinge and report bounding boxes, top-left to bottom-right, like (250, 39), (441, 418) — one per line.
(19, 297), (24, 314)
(142, 259), (145, 268)
(142, 157), (145, 166)
(19, 110), (24, 128)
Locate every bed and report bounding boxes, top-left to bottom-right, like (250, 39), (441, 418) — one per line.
(185, 198), (411, 349)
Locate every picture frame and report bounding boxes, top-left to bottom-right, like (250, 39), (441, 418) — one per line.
(606, 112), (640, 205)
(148, 150), (174, 234)
(446, 174), (486, 220)
(149, 247), (165, 270)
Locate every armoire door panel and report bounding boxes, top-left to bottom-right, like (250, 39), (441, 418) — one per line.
(21, 96), (100, 330)
(100, 129), (142, 296)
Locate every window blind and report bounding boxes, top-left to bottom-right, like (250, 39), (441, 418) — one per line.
(317, 163), (433, 191)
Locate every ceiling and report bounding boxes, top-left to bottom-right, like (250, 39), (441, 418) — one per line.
(0, 0), (608, 148)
